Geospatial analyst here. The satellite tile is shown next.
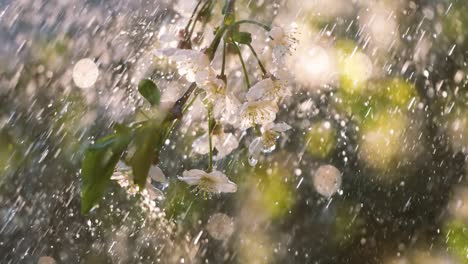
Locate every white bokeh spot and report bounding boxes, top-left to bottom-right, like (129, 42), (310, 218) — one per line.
(72, 58), (99, 89)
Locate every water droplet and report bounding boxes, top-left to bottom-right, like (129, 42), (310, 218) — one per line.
(262, 144), (276, 153)
(248, 156), (258, 166)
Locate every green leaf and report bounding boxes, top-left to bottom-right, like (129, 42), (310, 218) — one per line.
(138, 79), (161, 106)
(87, 134), (118, 150)
(127, 121), (161, 189)
(81, 126), (133, 214)
(445, 220), (468, 262)
(232, 31), (252, 44)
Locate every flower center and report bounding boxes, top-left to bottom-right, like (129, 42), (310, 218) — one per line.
(197, 176), (217, 193)
(262, 130), (278, 150)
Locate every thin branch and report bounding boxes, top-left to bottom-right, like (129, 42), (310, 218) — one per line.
(207, 104), (214, 172)
(221, 40), (227, 77)
(234, 19), (271, 31)
(246, 43), (267, 76)
(188, 0), (211, 40)
(233, 41), (251, 88)
(184, 0), (203, 36)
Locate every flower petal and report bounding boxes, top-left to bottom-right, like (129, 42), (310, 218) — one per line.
(248, 137), (263, 157)
(246, 78), (274, 101)
(145, 179), (164, 200)
(214, 133), (239, 160)
(192, 134), (210, 155)
(149, 165), (167, 183)
(272, 122), (292, 132)
(183, 169), (207, 178)
(206, 170), (237, 193)
(215, 181), (237, 193)
(178, 169), (206, 185)
(240, 100), (279, 129)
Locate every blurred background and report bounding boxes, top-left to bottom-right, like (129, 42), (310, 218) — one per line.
(1, 0), (468, 263)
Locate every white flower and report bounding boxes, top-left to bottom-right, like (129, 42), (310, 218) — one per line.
(214, 93), (241, 124)
(178, 169), (237, 193)
(214, 132), (239, 159)
(155, 48), (211, 84)
(245, 78), (273, 101)
(239, 100), (279, 129)
(246, 78), (291, 102)
(156, 48), (241, 120)
(111, 164), (165, 200)
(149, 165), (167, 183)
(192, 131), (239, 160)
(144, 177), (165, 200)
(249, 122), (291, 157)
(268, 25), (297, 65)
(203, 76), (226, 99)
(201, 76), (232, 115)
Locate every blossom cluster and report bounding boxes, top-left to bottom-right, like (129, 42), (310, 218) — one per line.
(113, 24), (296, 195)
(154, 26), (295, 193)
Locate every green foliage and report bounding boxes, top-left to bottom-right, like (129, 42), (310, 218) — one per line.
(52, 95), (93, 160)
(332, 202), (365, 245)
(81, 125), (133, 214)
(334, 78), (416, 124)
(127, 121), (161, 189)
(445, 220), (468, 262)
(138, 79), (161, 106)
(250, 166), (295, 220)
(81, 120), (164, 214)
(305, 121), (337, 159)
(443, 1), (468, 44)
(0, 129), (24, 176)
(260, 173), (294, 219)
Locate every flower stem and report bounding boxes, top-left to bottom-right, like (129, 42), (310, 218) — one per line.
(162, 89), (201, 143)
(183, 89), (202, 113)
(206, 25), (227, 60)
(189, 0), (212, 40)
(223, 0), (236, 25)
(178, 0), (204, 48)
(220, 40), (227, 77)
(166, 25), (228, 123)
(232, 41), (251, 88)
(233, 19), (271, 31)
(164, 82), (197, 122)
(185, 0), (203, 34)
(207, 104), (214, 172)
(246, 43), (267, 76)
(161, 0), (233, 170)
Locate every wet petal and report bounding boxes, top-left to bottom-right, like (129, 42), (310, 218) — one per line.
(148, 166), (166, 182)
(214, 133), (239, 160)
(246, 78), (274, 101)
(248, 137), (263, 157)
(192, 134), (210, 155)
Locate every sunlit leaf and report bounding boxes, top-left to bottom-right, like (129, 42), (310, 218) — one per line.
(306, 121), (337, 159)
(445, 220), (468, 262)
(128, 121), (161, 189)
(81, 125), (133, 214)
(87, 134), (119, 150)
(138, 79), (161, 106)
